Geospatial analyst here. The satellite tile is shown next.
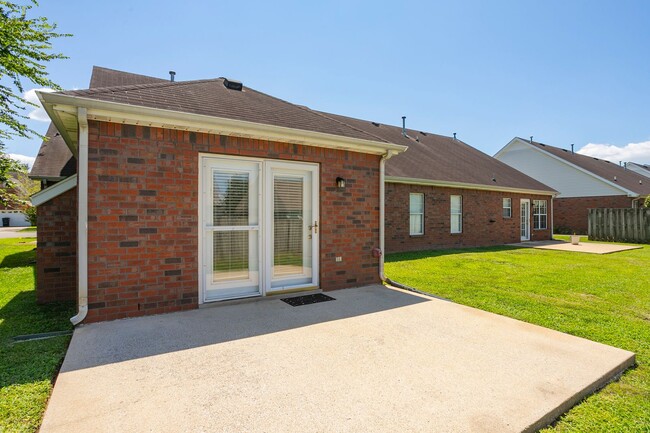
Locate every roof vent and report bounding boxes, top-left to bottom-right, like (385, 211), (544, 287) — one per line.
(530, 136), (533, 143)
(571, 143), (574, 154)
(169, 71), (176, 82)
(420, 131), (427, 136)
(371, 122), (380, 127)
(223, 78), (243, 91)
(453, 132), (457, 140)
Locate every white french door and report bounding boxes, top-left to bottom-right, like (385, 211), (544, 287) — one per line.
(201, 156), (319, 302)
(520, 199), (531, 241)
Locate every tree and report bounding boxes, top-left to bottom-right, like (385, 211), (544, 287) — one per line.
(0, 0), (70, 146)
(645, 195), (650, 208)
(0, 153), (36, 207)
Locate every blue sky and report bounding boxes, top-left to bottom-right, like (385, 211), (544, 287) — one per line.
(7, 0), (650, 166)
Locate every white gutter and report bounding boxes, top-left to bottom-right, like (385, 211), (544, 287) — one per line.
(379, 150), (397, 282)
(386, 175), (558, 197)
(70, 107), (88, 325)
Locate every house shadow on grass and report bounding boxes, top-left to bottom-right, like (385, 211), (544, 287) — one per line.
(385, 244), (525, 263)
(61, 285), (430, 372)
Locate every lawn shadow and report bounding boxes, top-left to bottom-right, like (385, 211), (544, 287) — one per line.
(0, 248), (37, 269)
(385, 244), (525, 263)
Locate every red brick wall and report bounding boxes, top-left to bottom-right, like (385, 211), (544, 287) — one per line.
(84, 121), (380, 322)
(385, 183), (553, 253)
(36, 186), (77, 303)
(554, 195), (634, 234)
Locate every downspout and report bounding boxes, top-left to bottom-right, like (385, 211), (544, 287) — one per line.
(379, 150), (396, 282)
(70, 107), (88, 325)
(550, 194), (555, 239)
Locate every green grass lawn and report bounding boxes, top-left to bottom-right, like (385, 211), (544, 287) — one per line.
(18, 227), (37, 232)
(0, 238), (75, 433)
(386, 244), (650, 432)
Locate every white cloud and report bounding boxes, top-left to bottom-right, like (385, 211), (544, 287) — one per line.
(577, 141), (650, 164)
(23, 88), (55, 121)
(8, 153), (36, 169)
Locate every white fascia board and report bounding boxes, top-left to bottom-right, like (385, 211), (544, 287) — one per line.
(386, 176), (557, 196)
(39, 92), (408, 156)
(30, 174), (78, 207)
(498, 137), (638, 197)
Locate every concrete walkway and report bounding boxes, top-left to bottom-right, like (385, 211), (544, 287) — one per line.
(40, 285), (634, 433)
(0, 227), (36, 239)
(511, 240), (643, 254)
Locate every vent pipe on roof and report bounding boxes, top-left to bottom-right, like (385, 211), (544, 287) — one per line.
(169, 71), (176, 82)
(624, 162), (627, 170)
(571, 143), (574, 154)
(401, 116), (407, 138)
(453, 132), (457, 140)
(530, 136), (533, 144)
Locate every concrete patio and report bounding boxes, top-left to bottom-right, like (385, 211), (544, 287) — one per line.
(40, 285), (635, 433)
(510, 239), (643, 254)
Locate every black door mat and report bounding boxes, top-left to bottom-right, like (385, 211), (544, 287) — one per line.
(281, 293), (336, 307)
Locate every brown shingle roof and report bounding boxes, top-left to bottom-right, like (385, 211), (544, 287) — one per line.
(30, 66), (167, 179)
(317, 112), (555, 192)
(526, 139), (650, 196)
(57, 79), (389, 143)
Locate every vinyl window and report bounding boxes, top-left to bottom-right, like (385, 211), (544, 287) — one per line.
(409, 193), (424, 235)
(533, 200), (547, 230)
(503, 198), (512, 218)
(450, 195), (462, 234)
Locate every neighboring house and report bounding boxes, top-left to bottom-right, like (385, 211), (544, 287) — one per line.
(627, 162), (650, 179)
(318, 114), (556, 252)
(30, 66), (406, 323)
(495, 137), (650, 234)
(30, 67), (554, 324)
(0, 171), (36, 227)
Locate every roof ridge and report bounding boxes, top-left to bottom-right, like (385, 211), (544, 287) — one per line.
(63, 78), (224, 96)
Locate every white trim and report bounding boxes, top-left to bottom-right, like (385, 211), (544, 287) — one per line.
(520, 199), (531, 241)
(30, 174), (78, 207)
(386, 175), (556, 197)
(38, 92), (408, 156)
(495, 137), (638, 197)
(408, 192), (424, 236)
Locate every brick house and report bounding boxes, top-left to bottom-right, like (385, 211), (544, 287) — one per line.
(30, 67), (553, 324)
(30, 67), (406, 323)
(317, 115), (556, 252)
(495, 137), (650, 234)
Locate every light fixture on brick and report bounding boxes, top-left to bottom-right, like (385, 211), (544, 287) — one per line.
(336, 177), (346, 188)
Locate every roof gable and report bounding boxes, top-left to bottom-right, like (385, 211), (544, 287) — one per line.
(496, 138), (650, 197)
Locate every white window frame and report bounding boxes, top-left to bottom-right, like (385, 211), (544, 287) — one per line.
(409, 193), (424, 236)
(533, 200), (547, 230)
(503, 198), (512, 218)
(450, 195), (462, 234)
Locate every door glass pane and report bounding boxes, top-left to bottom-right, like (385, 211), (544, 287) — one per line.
(213, 171), (249, 226)
(213, 231), (249, 282)
(273, 176), (304, 276)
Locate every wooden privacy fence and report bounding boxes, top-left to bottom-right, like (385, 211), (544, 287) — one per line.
(588, 208), (650, 243)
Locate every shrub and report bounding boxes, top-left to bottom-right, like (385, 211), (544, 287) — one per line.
(23, 206), (37, 226)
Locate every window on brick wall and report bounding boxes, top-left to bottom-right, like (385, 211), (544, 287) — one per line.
(409, 193), (424, 235)
(533, 200), (547, 229)
(450, 195), (462, 234)
(503, 198), (512, 218)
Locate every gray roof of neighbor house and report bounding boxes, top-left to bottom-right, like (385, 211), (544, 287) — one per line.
(32, 67), (554, 193)
(524, 139), (650, 196)
(30, 67), (167, 180)
(318, 112), (555, 193)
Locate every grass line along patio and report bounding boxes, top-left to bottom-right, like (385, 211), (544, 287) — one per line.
(0, 238), (74, 433)
(385, 243), (650, 433)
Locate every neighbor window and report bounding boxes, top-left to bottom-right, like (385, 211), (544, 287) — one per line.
(409, 193), (424, 235)
(503, 198), (512, 218)
(450, 195), (462, 234)
(533, 200), (547, 229)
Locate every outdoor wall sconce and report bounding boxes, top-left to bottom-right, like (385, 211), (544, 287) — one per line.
(336, 177), (346, 188)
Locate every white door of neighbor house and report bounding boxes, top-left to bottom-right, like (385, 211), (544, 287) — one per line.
(201, 156), (318, 302)
(520, 199), (530, 241)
